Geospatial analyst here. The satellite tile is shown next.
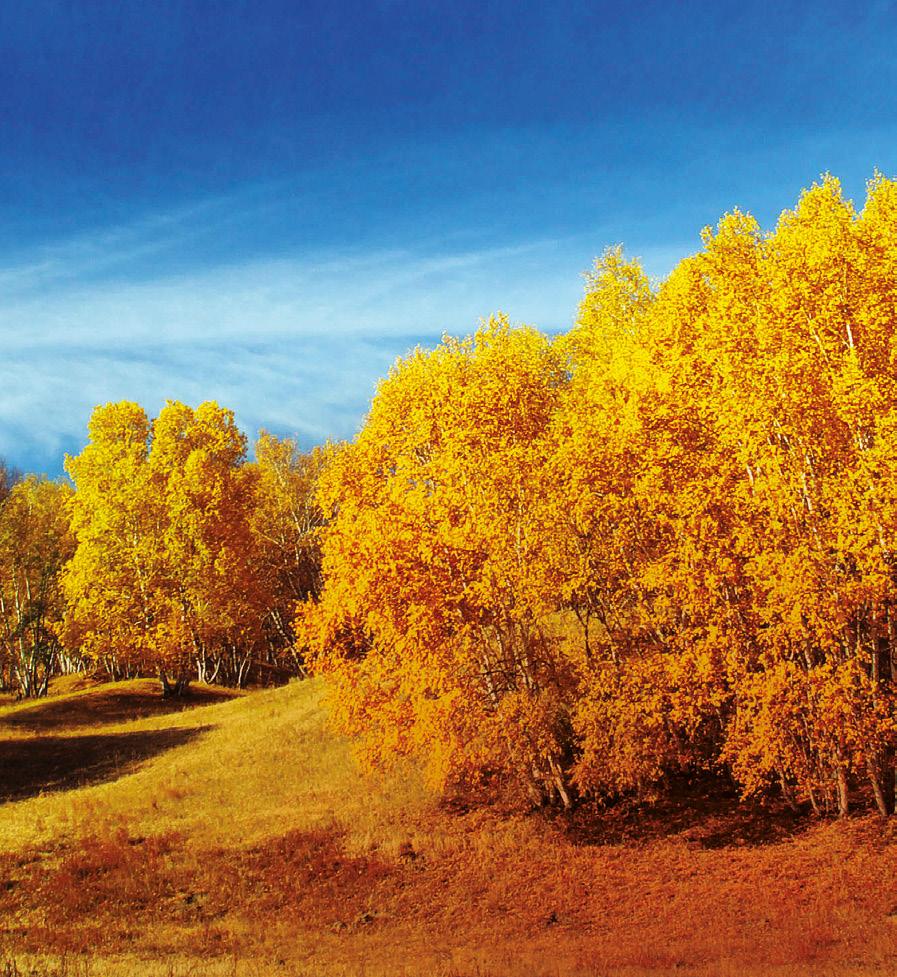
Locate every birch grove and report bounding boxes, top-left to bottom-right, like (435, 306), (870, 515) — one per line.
(302, 175), (897, 815)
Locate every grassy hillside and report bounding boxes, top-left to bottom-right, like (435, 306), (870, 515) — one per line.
(1, 679), (897, 976)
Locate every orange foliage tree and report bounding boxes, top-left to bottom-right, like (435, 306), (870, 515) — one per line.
(298, 316), (578, 806)
(548, 246), (737, 801)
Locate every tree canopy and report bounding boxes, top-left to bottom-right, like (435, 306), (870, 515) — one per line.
(300, 175), (897, 817)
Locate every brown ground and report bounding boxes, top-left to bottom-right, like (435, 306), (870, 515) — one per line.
(1, 678), (896, 976)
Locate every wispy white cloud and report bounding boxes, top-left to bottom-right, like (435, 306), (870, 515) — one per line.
(0, 337), (399, 469)
(0, 182), (290, 296)
(1, 241), (574, 351)
(0, 184), (687, 474)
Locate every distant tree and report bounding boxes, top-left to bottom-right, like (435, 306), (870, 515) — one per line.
(249, 432), (325, 675)
(0, 476), (74, 697)
(63, 400), (269, 694)
(62, 402), (167, 683)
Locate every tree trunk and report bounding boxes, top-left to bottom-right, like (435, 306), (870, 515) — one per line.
(159, 669), (191, 697)
(872, 628), (895, 814)
(235, 653), (251, 689)
(807, 785), (821, 817)
(777, 769), (800, 812)
(548, 753), (573, 810)
(869, 761), (891, 818)
(836, 765), (849, 818)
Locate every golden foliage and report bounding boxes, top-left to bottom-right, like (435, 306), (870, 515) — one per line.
(63, 401), (270, 689)
(305, 175), (897, 816)
(298, 316), (576, 805)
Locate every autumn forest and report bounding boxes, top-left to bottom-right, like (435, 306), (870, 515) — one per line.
(5, 175), (897, 827)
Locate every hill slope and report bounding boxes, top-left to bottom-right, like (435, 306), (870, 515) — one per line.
(1, 679), (897, 976)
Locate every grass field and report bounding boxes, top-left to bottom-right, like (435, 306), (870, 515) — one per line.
(1, 677), (897, 976)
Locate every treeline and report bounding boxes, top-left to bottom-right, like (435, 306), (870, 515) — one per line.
(0, 404), (322, 698)
(299, 175), (897, 818)
(5, 174), (896, 819)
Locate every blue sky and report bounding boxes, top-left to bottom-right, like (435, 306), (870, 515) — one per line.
(2, 0), (896, 474)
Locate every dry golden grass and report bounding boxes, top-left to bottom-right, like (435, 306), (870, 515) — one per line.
(1, 677), (897, 976)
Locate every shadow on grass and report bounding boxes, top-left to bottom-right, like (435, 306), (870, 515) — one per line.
(0, 725), (210, 803)
(562, 774), (813, 850)
(1, 683), (237, 733)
